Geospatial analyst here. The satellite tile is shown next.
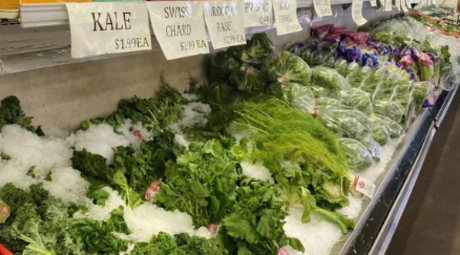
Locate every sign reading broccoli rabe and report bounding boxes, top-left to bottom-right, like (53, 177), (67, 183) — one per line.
(203, 1), (247, 50)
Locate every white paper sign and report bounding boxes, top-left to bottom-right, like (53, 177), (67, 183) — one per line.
(147, 1), (209, 60)
(352, 0), (367, 26)
(312, 0), (333, 17)
(272, 0), (302, 35)
(66, 3), (152, 59)
(203, 1), (246, 50)
(243, 0), (273, 27)
(384, 0), (392, 11)
(370, 0), (377, 7)
(396, 0), (401, 10)
(402, 0), (409, 11)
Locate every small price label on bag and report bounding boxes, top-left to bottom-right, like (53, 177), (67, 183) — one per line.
(352, 176), (376, 198)
(244, 0), (273, 27)
(147, 1), (209, 60)
(203, 1), (247, 50)
(272, 0), (302, 35)
(66, 2), (152, 59)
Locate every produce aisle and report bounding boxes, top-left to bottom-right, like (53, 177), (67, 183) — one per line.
(1, 2), (460, 255)
(387, 91), (460, 255)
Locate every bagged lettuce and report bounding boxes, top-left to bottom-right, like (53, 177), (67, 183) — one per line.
(316, 97), (346, 109)
(268, 82), (316, 115)
(338, 138), (374, 171)
(362, 135), (382, 162)
(346, 67), (371, 88)
(370, 115), (390, 146)
(377, 114), (403, 138)
(373, 100), (405, 123)
(311, 66), (349, 92)
(372, 82), (397, 101)
(390, 82), (413, 106)
(359, 71), (383, 93)
(317, 107), (372, 141)
(338, 88), (373, 116)
(262, 51), (312, 85)
(412, 81), (433, 109)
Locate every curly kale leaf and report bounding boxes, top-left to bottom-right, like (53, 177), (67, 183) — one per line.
(0, 96), (43, 135)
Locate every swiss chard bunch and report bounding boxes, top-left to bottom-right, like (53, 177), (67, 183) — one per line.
(292, 187), (355, 234)
(156, 139), (239, 227)
(263, 154), (354, 233)
(0, 96), (43, 135)
(218, 178), (304, 255)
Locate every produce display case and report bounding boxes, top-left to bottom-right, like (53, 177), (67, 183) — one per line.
(334, 87), (458, 255)
(0, 1), (459, 255)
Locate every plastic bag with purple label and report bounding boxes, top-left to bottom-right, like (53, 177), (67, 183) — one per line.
(412, 81), (435, 109)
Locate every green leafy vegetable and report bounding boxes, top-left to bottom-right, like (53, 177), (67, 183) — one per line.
(0, 96), (43, 135)
(338, 138), (374, 171)
(156, 139), (239, 227)
(218, 178), (304, 255)
(262, 51), (312, 85)
(310, 66), (349, 92)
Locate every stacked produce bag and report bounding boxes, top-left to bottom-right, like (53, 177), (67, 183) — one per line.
(0, 17), (458, 255)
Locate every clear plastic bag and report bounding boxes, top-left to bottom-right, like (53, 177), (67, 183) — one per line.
(346, 68), (370, 88)
(262, 51), (312, 86)
(372, 82), (397, 101)
(316, 97), (347, 109)
(370, 115), (390, 146)
(268, 82), (316, 115)
(317, 107), (372, 142)
(373, 100), (405, 123)
(342, 88), (373, 116)
(338, 138), (374, 172)
(311, 66), (350, 92)
(390, 82), (413, 106)
(361, 135), (381, 162)
(376, 114), (403, 138)
(359, 71), (383, 93)
(412, 81), (433, 109)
